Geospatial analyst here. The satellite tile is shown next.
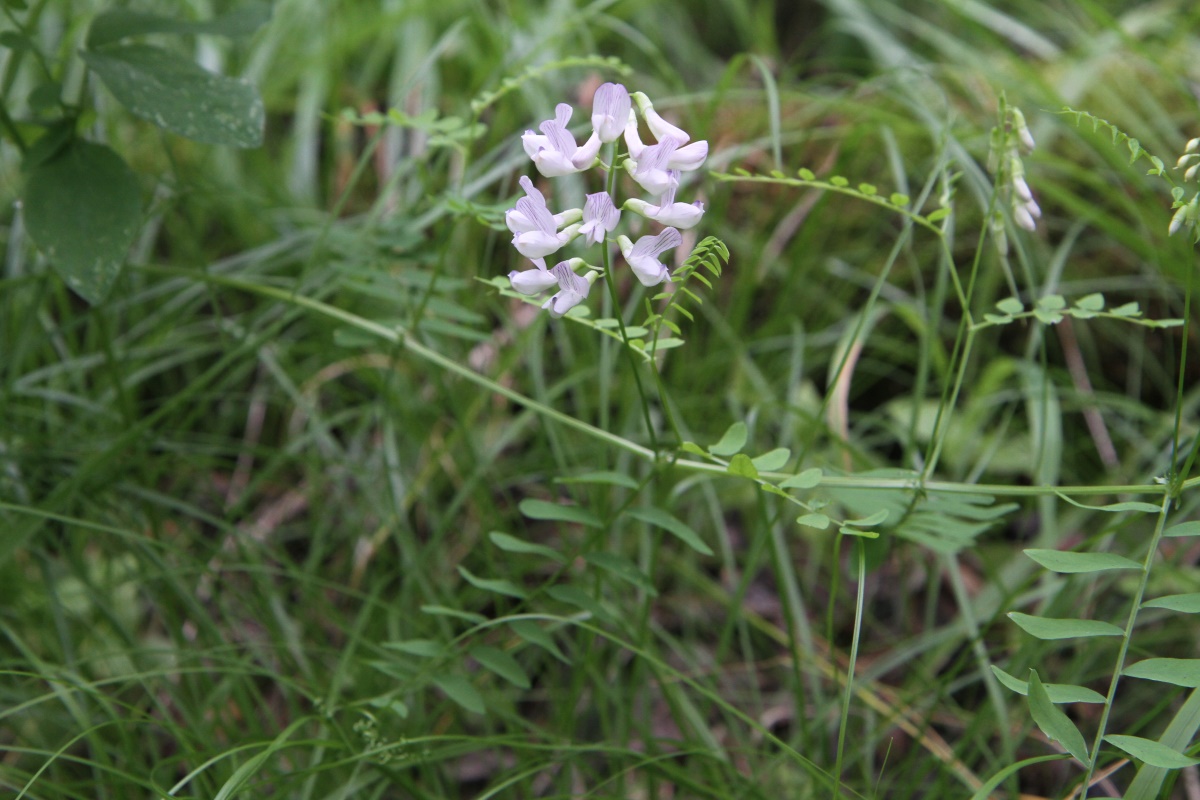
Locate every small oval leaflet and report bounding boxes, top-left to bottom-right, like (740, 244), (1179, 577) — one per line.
(1008, 612), (1123, 639)
(1023, 549), (1141, 574)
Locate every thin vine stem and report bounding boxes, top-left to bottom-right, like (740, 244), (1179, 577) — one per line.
(833, 536), (867, 799)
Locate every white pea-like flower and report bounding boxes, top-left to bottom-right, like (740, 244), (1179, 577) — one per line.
(618, 227), (683, 286)
(523, 103), (602, 177)
(629, 137), (683, 197)
(505, 176), (581, 235)
(542, 261), (599, 317)
(508, 265), (561, 295)
(578, 192), (621, 245)
(624, 177), (705, 229)
(591, 83), (631, 143)
(623, 109), (708, 172)
(510, 195), (581, 264)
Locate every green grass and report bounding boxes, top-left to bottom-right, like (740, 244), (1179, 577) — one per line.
(3, 0), (1200, 798)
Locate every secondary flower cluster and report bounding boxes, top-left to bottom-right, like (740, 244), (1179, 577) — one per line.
(505, 83), (708, 316)
(988, 106), (1041, 232)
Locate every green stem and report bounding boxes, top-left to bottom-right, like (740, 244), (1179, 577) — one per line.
(833, 536), (867, 799)
(1077, 493), (1173, 796)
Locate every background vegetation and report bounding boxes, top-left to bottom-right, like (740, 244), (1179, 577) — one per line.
(3, 0), (1200, 797)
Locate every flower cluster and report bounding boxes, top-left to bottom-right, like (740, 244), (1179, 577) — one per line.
(505, 83), (708, 317)
(988, 106), (1041, 233)
(1170, 137), (1200, 238)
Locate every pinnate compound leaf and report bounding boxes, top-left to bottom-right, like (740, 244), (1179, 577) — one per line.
(1143, 593), (1200, 613)
(709, 421), (748, 456)
(781, 468), (822, 489)
(1008, 612), (1123, 639)
(751, 448), (791, 472)
(989, 665), (1106, 703)
(627, 507), (712, 556)
(23, 139), (140, 304)
(1027, 669), (1091, 763)
(457, 566), (527, 599)
(1023, 549), (1141, 573)
(433, 674), (485, 715)
(1124, 659), (1200, 688)
(1164, 521), (1200, 538)
(81, 44), (263, 147)
(726, 454), (759, 479)
(470, 645), (530, 688)
(509, 620), (568, 664)
(488, 532), (565, 563)
(1105, 735), (1200, 769)
(518, 499), (603, 528)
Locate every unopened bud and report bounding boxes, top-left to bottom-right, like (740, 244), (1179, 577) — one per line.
(1187, 137), (1200, 153)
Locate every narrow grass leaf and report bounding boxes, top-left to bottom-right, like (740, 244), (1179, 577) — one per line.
(1027, 669), (1090, 763)
(837, 525), (879, 538)
(488, 532), (565, 563)
(545, 585), (611, 623)
(382, 639), (444, 658)
(1164, 521), (1200, 538)
(989, 665), (1106, 703)
(433, 674), (485, 715)
(709, 421), (748, 456)
(421, 605), (488, 623)
(781, 468), (823, 489)
(751, 448), (791, 471)
(1143, 593), (1200, 613)
(1124, 659), (1200, 688)
(968, 754), (1070, 800)
(585, 553), (657, 595)
(726, 454), (759, 479)
(797, 513), (830, 529)
(470, 645), (530, 689)
(627, 507), (712, 555)
(458, 566), (527, 599)
(1023, 549), (1141, 573)
(509, 620), (568, 664)
(1105, 735), (1200, 769)
(555, 470), (640, 489)
(1008, 612), (1123, 639)
(518, 499), (603, 529)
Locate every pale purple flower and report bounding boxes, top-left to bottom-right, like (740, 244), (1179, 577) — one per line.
(591, 83), (630, 143)
(578, 192), (621, 245)
(505, 176), (580, 235)
(508, 265), (560, 295)
(542, 261), (597, 317)
(624, 177), (704, 229)
(631, 137), (681, 197)
(510, 195), (581, 264)
(623, 110), (708, 172)
(618, 227), (683, 286)
(632, 91), (690, 144)
(523, 103), (602, 177)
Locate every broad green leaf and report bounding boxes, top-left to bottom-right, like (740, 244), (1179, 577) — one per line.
(488, 532), (565, 563)
(555, 470), (640, 490)
(420, 605), (487, 624)
(1023, 549), (1141, 573)
(433, 674), (485, 715)
(545, 585), (612, 623)
(23, 139), (140, 304)
(627, 507), (712, 556)
(751, 448), (791, 472)
(1143, 593), (1200, 613)
(1125, 689), (1200, 800)
(996, 297), (1025, 314)
(989, 665), (1106, 703)
(843, 509), (889, 527)
(781, 468), (822, 489)
(82, 44), (264, 147)
(509, 620), (568, 664)
(968, 754), (1069, 800)
(518, 499), (603, 529)
(1124, 658), (1200, 688)
(86, 3), (272, 47)
(1105, 735), (1200, 769)
(470, 645), (530, 689)
(585, 553), (657, 595)
(796, 513), (830, 529)
(1075, 293), (1105, 311)
(1027, 670), (1090, 763)
(1008, 612), (1123, 639)
(726, 454), (759, 479)
(457, 566), (527, 599)
(1164, 521), (1200, 538)
(1056, 493), (1162, 514)
(382, 639), (443, 658)
(709, 421), (748, 456)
